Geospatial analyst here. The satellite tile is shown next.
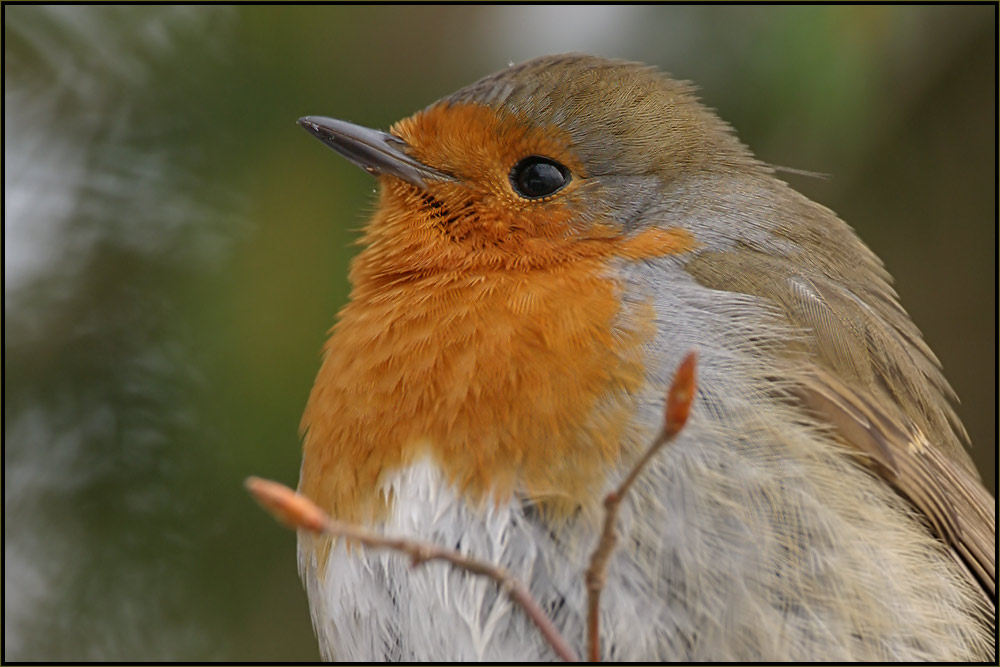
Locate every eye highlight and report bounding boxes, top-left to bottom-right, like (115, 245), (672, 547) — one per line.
(509, 156), (571, 199)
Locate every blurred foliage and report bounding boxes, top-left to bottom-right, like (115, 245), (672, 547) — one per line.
(3, 5), (994, 661)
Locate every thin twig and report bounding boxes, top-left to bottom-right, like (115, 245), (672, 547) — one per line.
(584, 350), (698, 661)
(245, 476), (580, 662)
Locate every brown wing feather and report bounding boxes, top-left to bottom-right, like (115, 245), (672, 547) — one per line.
(798, 367), (996, 600)
(686, 243), (995, 607)
(782, 268), (995, 603)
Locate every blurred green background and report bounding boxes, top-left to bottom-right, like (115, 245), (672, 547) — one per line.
(4, 5), (994, 661)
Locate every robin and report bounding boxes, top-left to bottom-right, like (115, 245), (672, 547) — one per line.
(295, 54), (995, 661)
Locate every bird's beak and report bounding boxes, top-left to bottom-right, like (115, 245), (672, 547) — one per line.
(298, 116), (453, 189)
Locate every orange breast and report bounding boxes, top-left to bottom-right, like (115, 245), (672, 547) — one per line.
(300, 231), (694, 528)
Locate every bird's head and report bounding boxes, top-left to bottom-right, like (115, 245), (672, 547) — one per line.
(298, 54), (768, 283)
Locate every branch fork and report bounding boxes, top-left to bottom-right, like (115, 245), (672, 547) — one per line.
(247, 349), (698, 662)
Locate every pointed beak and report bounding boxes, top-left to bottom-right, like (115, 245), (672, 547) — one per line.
(298, 116), (452, 189)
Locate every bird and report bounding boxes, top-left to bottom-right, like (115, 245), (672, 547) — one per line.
(294, 54), (995, 661)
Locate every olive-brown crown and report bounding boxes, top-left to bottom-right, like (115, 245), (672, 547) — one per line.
(443, 53), (759, 177)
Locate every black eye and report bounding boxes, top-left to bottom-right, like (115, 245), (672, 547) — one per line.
(509, 156), (571, 199)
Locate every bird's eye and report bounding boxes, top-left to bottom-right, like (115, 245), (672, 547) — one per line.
(509, 156), (571, 199)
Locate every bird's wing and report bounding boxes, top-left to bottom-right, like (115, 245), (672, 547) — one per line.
(796, 366), (996, 601)
(685, 246), (995, 607)
(777, 272), (997, 605)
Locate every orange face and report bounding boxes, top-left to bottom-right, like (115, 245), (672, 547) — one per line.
(345, 102), (692, 283)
